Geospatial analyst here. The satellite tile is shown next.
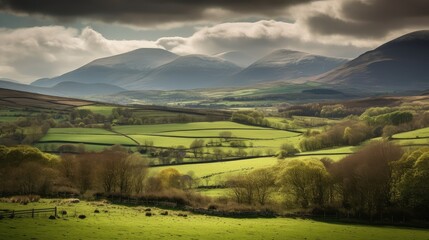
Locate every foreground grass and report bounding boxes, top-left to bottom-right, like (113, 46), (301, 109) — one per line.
(0, 200), (428, 240)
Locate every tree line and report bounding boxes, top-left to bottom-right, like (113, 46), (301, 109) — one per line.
(226, 141), (429, 220)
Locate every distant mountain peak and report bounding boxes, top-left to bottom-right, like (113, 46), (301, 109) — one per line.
(214, 51), (256, 67)
(229, 49), (347, 85)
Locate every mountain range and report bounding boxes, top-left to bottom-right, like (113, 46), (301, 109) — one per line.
(31, 48), (346, 90)
(2, 30), (429, 96)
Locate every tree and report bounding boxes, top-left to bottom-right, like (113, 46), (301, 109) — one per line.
(392, 148), (429, 217)
(158, 168), (182, 189)
(219, 131), (233, 142)
(251, 168), (276, 205)
(226, 174), (254, 204)
(212, 148), (225, 161)
(278, 143), (299, 158)
(277, 159), (330, 208)
(330, 141), (402, 217)
(190, 139), (205, 159)
(171, 145), (186, 164)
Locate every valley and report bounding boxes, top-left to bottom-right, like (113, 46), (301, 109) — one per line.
(1, 25), (429, 240)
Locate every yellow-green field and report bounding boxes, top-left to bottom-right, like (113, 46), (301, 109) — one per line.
(0, 200), (427, 240)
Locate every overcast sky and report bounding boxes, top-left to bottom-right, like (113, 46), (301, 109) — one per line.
(0, 0), (428, 83)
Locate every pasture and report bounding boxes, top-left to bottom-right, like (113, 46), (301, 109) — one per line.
(37, 128), (138, 151)
(0, 200), (427, 240)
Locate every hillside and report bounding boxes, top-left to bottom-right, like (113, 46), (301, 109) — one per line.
(317, 30), (429, 90)
(230, 49), (347, 85)
(0, 88), (95, 110)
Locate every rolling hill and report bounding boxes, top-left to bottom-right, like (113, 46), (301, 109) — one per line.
(0, 88), (95, 110)
(316, 30), (429, 91)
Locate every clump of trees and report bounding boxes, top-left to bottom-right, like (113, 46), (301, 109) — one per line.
(277, 143), (299, 158)
(59, 145), (148, 195)
(299, 120), (373, 151)
(0, 114), (54, 145)
(231, 111), (269, 127)
(0, 145), (59, 195)
(391, 148), (429, 218)
(277, 159), (330, 208)
(0, 145), (149, 197)
(226, 168), (275, 205)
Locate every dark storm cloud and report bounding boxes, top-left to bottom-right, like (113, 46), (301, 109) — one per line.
(306, 0), (429, 38)
(0, 0), (314, 26)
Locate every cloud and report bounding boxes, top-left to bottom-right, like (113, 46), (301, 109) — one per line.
(156, 20), (372, 57)
(0, 26), (157, 82)
(0, 0), (315, 27)
(0, 20), (380, 83)
(305, 0), (429, 39)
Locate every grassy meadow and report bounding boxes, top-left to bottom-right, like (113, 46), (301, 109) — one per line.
(0, 200), (428, 240)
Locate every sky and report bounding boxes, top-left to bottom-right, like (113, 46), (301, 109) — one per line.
(0, 0), (428, 83)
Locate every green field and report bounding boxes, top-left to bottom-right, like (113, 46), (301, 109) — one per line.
(151, 157), (279, 179)
(152, 129), (299, 139)
(0, 200), (427, 240)
(38, 128), (137, 146)
(113, 121), (268, 134)
(393, 127), (429, 139)
(77, 105), (116, 116)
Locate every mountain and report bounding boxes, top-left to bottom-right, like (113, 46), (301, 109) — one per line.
(214, 51), (257, 67)
(0, 78), (19, 83)
(32, 48), (178, 87)
(124, 55), (242, 90)
(317, 30), (429, 90)
(51, 82), (126, 97)
(0, 80), (47, 94)
(0, 80), (125, 98)
(230, 49), (347, 85)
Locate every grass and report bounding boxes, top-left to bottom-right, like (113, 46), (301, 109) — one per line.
(0, 116), (18, 122)
(150, 157), (279, 178)
(113, 122), (267, 134)
(0, 200), (428, 240)
(77, 105), (116, 116)
(48, 128), (116, 135)
(195, 188), (229, 197)
(297, 146), (356, 155)
(393, 127), (429, 138)
(39, 134), (136, 145)
(154, 129), (300, 139)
